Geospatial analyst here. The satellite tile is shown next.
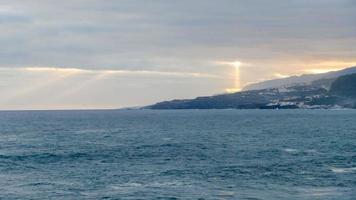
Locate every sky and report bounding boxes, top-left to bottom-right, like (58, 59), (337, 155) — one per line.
(0, 0), (355, 110)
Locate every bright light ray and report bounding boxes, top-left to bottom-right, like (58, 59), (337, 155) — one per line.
(0, 67), (223, 105)
(0, 70), (78, 104)
(217, 60), (245, 93)
(55, 72), (110, 99)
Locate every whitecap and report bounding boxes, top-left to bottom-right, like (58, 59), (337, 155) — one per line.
(299, 187), (345, 197)
(330, 167), (356, 173)
(283, 148), (298, 153)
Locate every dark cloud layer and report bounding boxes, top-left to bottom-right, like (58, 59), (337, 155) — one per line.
(1, 0), (355, 69)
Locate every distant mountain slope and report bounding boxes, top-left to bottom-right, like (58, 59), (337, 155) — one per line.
(329, 73), (356, 98)
(243, 66), (356, 91)
(146, 66), (356, 109)
(146, 84), (331, 109)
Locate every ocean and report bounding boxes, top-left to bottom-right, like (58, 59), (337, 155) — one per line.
(0, 110), (355, 199)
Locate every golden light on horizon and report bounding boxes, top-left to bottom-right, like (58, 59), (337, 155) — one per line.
(303, 67), (351, 74)
(303, 69), (339, 74)
(274, 73), (290, 79)
(302, 61), (356, 68)
(225, 88), (241, 93)
(301, 61), (356, 74)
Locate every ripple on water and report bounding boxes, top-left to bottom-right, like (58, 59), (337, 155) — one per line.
(0, 110), (355, 199)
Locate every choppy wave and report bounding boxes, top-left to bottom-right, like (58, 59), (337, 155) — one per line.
(0, 109), (355, 199)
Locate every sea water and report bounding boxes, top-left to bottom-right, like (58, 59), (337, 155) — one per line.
(0, 110), (355, 199)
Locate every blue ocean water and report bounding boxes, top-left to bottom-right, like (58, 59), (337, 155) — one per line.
(0, 110), (355, 200)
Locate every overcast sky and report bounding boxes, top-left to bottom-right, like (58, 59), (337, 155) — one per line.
(0, 0), (355, 109)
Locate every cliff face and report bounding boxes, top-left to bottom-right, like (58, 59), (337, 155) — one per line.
(146, 67), (356, 110)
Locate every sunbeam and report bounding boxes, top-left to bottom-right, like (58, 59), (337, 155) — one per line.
(0, 68), (80, 104)
(217, 61), (245, 93)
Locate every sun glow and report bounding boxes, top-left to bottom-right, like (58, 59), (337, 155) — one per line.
(218, 60), (245, 93)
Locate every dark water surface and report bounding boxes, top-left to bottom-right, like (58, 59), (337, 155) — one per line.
(0, 110), (355, 199)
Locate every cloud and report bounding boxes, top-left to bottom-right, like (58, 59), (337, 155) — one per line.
(0, 0), (355, 109)
(0, 0), (355, 71)
(2, 67), (222, 79)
